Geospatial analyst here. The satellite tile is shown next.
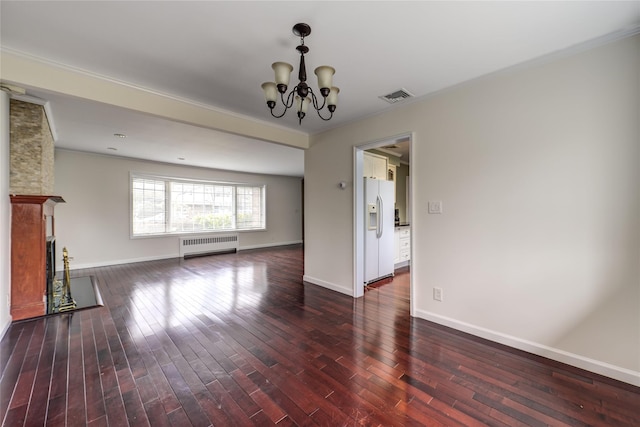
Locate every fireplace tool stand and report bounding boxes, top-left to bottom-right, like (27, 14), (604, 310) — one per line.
(51, 247), (77, 312)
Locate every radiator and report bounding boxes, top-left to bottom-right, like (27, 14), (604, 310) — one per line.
(179, 234), (239, 258)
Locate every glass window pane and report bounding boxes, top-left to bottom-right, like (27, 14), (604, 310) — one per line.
(132, 177), (166, 235)
(236, 186), (264, 229)
(133, 176), (265, 236)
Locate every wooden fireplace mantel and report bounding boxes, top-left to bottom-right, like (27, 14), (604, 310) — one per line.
(10, 195), (65, 204)
(10, 195), (65, 321)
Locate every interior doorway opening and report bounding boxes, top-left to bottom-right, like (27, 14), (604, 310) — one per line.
(353, 133), (413, 315)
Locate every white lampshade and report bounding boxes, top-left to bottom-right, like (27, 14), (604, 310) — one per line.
(327, 87), (340, 106)
(261, 82), (278, 102)
(314, 66), (335, 90)
(272, 62), (294, 86)
(296, 96), (311, 113)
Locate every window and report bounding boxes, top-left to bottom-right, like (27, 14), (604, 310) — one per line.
(131, 174), (265, 236)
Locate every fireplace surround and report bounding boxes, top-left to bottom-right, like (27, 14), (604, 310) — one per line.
(10, 195), (64, 320)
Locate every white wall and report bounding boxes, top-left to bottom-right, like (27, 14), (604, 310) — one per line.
(0, 91), (12, 337)
(304, 35), (640, 385)
(54, 150), (302, 269)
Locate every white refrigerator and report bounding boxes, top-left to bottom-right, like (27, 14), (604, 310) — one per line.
(364, 177), (395, 284)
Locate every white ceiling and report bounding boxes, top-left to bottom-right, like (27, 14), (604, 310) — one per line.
(1, 1), (638, 177)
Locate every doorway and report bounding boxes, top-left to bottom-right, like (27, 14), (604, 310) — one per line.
(353, 133), (413, 315)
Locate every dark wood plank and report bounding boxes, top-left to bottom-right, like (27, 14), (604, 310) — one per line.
(0, 244), (638, 426)
(23, 319), (59, 426)
(82, 310), (107, 423)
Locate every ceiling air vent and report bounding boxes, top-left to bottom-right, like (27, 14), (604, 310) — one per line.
(379, 88), (414, 104)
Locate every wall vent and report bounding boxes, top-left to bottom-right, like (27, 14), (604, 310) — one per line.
(379, 88), (414, 104)
(179, 234), (239, 258)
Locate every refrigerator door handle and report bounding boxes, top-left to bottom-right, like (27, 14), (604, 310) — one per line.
(377, 195), (383, 238)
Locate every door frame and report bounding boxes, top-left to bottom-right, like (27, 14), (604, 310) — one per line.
(353, 132), (414, 314)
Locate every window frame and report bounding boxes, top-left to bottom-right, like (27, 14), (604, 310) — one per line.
(130, 172), (266, 238)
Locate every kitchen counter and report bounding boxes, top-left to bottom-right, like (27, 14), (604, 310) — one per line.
(395, 223), (410, 228)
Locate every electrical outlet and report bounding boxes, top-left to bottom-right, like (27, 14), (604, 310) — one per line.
(433, 287), (443, 302)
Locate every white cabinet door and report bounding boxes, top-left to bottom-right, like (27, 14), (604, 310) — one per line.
(388, 165), (396, 199)
(363, 153), (373, 179)
(399, 227), (410, 262)
(364, 152), (388, 180)
(395, 226), (410, 266)
(372, 156), (387, 180)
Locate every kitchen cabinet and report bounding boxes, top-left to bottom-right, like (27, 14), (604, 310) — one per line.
(394, 226), (410, 267)
(364, 152), (388, 180)
(388, 164), (396, 198)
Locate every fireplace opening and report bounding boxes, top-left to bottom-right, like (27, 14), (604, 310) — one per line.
(46, 245), (104, 315)
(45, 236), (56, 291)
(46, 236), (55, 310)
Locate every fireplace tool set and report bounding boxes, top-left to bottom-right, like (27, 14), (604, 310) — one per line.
(50, 247), (77, 312)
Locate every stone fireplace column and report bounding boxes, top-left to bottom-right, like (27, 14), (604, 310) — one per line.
(10, 99), (55, 195)
(9, 97), (64, 320)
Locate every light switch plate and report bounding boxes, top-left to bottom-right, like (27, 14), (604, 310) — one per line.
(428, 200), (443, 214)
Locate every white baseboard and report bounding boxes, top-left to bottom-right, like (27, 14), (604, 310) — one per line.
(57, 254), (177, 271)
(58, 241), (304, 271)
(414, 309), (640, 387)
(303, 275), (353, 296)
(394, 260), (410, 269)
(0, 316), (11, 341)
(238, 240), (302, 251)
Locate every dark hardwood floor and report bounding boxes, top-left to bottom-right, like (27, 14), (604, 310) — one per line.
(1, 244), (638, 426)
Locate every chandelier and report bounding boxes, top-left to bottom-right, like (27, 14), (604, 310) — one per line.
(261, 23), (339, 125)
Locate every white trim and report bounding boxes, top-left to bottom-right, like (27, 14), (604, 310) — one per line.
(375, 147), (402, 158)
(130, 170), (263, 186)
(57, 254), (176, 271)
(129, 173), (266, 237)
(0, 320), (10, 342)
(303, 275), (352, 296)
(238, 240), (302, 251)
(42, 101), (58, 142)
(408, 134), (415, 316)
(0, 89), (11, 337)
(10, 93), (46, 105)
(353, 132), (414, 303)
(353, 147), (364, 298)
(414, 309), (640, 387)
(58, 241), (303, 270)
(394, 260), (410, 269)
